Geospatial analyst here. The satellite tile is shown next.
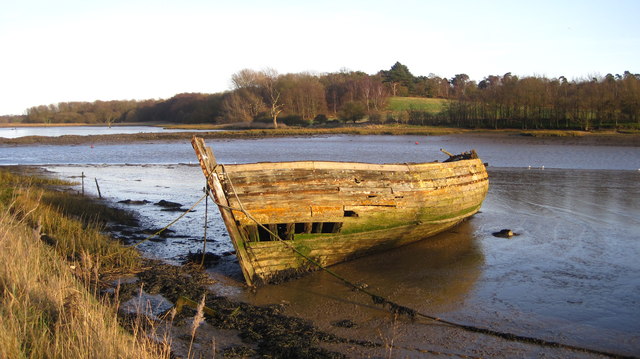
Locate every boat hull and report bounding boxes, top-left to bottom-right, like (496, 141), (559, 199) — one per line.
(192, 137), (489, 285)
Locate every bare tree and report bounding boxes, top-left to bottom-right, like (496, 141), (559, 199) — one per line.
(231, 69), (262, 89)
(280, 73), (327, 121)
(221, 89), (265, 123)
(229, 68), (284, 128)
(259, 68), (284, 129)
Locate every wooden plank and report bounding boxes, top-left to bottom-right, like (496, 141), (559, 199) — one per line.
(191, 137), (257, 285)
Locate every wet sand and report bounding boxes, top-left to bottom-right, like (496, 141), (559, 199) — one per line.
(452, 130), (640, 147)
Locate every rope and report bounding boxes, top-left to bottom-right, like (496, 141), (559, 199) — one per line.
(200, 186), (209, 266)
(216, 165), (634, 359)
(131, 193), (208, 248)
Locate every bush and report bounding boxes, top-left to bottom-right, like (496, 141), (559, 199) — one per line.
(339, 101), (366, 123)
(313, 114), (328, 126)
(281, 115), (311, 127)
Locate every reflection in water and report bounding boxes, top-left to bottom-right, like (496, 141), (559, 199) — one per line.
(245, 219), (484, 317)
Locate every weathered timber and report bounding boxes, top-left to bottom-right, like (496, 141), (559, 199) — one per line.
(191, 136), (489, 286)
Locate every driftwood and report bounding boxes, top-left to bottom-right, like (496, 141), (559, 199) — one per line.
(442, 148), (479, 162)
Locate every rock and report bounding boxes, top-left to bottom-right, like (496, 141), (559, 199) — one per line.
(492, 229), (518, 238)
(154, 199), (183, 208)
(118, 199), (150, 205)
(119, 290), (174, 320)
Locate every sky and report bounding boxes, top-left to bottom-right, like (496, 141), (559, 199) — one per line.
(1, 0), (638, 115)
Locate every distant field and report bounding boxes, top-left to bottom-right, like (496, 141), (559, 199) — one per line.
(387, 97), (448, 113)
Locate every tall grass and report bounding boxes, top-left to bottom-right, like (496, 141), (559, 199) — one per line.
(1, 170), (140, 278)
(0, 169), (171, 358)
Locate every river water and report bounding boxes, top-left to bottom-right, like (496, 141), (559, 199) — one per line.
(2, 133), (639, 357)
(0, 125), (212, 139)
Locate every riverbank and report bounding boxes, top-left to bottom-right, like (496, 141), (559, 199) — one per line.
(0, 167), (381, 358)
(0, 168), (166, 358)
(1, 126), (639, 147)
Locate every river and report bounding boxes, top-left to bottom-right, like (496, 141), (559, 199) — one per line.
(2, 133), (639, 357)
(0, 125), (212, 139)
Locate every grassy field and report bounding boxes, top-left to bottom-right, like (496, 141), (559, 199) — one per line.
(0, 169), (169, 358)
(387, 97), (448, 113)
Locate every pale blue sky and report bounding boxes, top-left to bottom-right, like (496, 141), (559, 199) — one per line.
(1, 0), (638, 115)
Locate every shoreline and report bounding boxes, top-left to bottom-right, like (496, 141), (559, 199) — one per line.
(0, 166), (375, 358)
(1, 126), (639, 147)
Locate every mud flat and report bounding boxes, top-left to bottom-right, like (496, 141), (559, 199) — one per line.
(451, 130), (640, 147)
(2, 127), (639, 147)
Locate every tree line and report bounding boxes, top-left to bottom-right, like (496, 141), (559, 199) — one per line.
(441, 71), (640, 130)
(5, 62), (639, 130)
(374, 62), (640, 130)
(12, 68), (391, 127)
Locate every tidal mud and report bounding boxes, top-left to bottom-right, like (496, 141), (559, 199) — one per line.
(8, 133), (639, 358)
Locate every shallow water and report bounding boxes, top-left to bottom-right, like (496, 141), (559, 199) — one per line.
(15, 135), (640, 356)
(238, 168), (640, 357)
(3, 134), (640, 170)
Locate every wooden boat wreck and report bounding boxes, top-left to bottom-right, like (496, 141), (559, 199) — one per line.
(191, 136), (489, 286)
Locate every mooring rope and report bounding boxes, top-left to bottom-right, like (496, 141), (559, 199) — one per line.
(214, 165), (634, 359)
(200, 187), (209, 266)
(131, 192), (208, 248)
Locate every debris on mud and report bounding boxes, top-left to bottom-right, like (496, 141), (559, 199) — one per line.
(181, 250), (221, 267)
(113, 259), (374, 358)
(223, 345), (257, 358)
(331, 319), (358, 329)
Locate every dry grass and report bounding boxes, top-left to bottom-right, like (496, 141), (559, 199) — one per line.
(1, 170), (140, 278)
(0, 169), (172, 358)
(519, 130), (589, 137)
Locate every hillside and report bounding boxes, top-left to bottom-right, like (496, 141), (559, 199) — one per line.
(387, 97), (448, 113)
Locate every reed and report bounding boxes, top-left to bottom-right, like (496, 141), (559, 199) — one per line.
(519, 130), (588, 137)
(0, 169), (169, 358)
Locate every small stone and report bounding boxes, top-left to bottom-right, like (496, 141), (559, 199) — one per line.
(492, 229), (517, 238)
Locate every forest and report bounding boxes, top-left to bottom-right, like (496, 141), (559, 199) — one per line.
(2, 62), (639, 130)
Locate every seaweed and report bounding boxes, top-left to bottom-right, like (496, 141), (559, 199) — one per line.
(119, 259), (366, 358)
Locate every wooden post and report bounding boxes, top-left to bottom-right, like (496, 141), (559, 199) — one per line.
(81, 172), (85, 196)
(94, 178), (102, 199)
